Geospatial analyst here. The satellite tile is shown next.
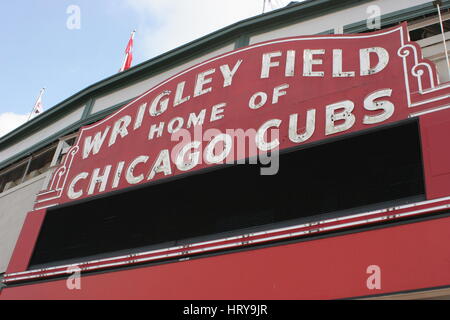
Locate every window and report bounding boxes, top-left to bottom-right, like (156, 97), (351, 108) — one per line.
(408, 10), (450, 41)
(0, 133), (79, 195)
(0, 161), (28, 193)
(0, 133), (78, 193)
(407, 10), (450, 83)
(0, 145), (58, 194)
(24, 146), (57, 182)
(410, 21), (450, 41)
(40, 133), (78, 191)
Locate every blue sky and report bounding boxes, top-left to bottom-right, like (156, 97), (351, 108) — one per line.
(0, 1), (138, 116)
(0, 0), (291, 137)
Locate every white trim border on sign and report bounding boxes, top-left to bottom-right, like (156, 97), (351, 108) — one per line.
(4, 195), (450, 284)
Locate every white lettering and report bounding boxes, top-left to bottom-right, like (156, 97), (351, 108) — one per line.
(88, 165), (112, 195)
(272, 84), (289, 104)
(83, 127), (110, 159)
(148, 150), (172, 180)
(325, 100), (356, 135)
(187, 110), (206, 128)
(333, 49), (355, 77)
(148, 122), (165, 140)
(174, 81), (191, 107)
(285, 50), (296, 77)
(176, 141), (202, 171)
(289, 110), (316, 143)
(109, 116), (131, 147)
(194, 69), (215, 97)
(249, 92), (268, 110)
(134, 103), (147, 130)
(210, 103), (226, 122)
(150, 90), (171, 116)
(261, 51), (282, 78)
(363, 89), (394, 124)
(68, 172), (89, 200)
(220, 60), (243, 87)
(126, 156), (149, 185)
(360, 47), (389, 76)
(168, 117), (184, 134)
(205, 134), (233, 164)
(303, 49), (325, 77)
(256, 119), (281, 151)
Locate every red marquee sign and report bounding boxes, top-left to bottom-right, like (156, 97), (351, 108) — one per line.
(35, 23), (450, 208)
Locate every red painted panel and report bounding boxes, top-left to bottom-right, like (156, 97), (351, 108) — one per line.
(35, 24), (450, 210)
(420, 108), (450, 199)
(5, 210), (46, 274)
(2, 216), (450, 300)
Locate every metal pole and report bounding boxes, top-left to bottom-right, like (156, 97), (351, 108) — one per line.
(20, 156), (32, 183)
(434, 0), (450, 80)
(262, 0), (266, 14)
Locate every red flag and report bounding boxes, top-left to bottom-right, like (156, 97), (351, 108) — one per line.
(125, 36), (133, 55)
(123, 50), (133, 71)
(120, 30), (136, 72)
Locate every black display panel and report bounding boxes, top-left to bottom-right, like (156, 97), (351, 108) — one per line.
(29, 120), (425, 269)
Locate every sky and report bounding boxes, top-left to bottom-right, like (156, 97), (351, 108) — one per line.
(0, 0), (293, 137)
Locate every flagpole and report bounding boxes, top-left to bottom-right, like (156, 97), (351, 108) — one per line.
(120, 53), (129, 72)
(27, 88), (45, 121)
(434, 1), (450, 80)
(120, 30), (136, 72)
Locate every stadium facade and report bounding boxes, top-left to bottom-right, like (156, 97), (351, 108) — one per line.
(1, 0), (450, 299)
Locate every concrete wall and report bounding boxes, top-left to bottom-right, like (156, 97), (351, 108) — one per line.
(0, 174), (47, 273)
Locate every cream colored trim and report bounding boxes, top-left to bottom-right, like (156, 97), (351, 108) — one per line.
(408, 11), (450, 31)
(417, 30), (450, 47)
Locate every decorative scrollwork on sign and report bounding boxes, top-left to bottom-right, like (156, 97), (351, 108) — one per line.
(398, 43), (436, 96)
(398, 44), (418, 60)
(49, 166), (66, 192)
(412, 63), (436, 92)
(49, 145), (79, 193)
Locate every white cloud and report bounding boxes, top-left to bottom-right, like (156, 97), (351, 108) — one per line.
(0, 112), (29, 137)
(125, 0), (293, 60)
